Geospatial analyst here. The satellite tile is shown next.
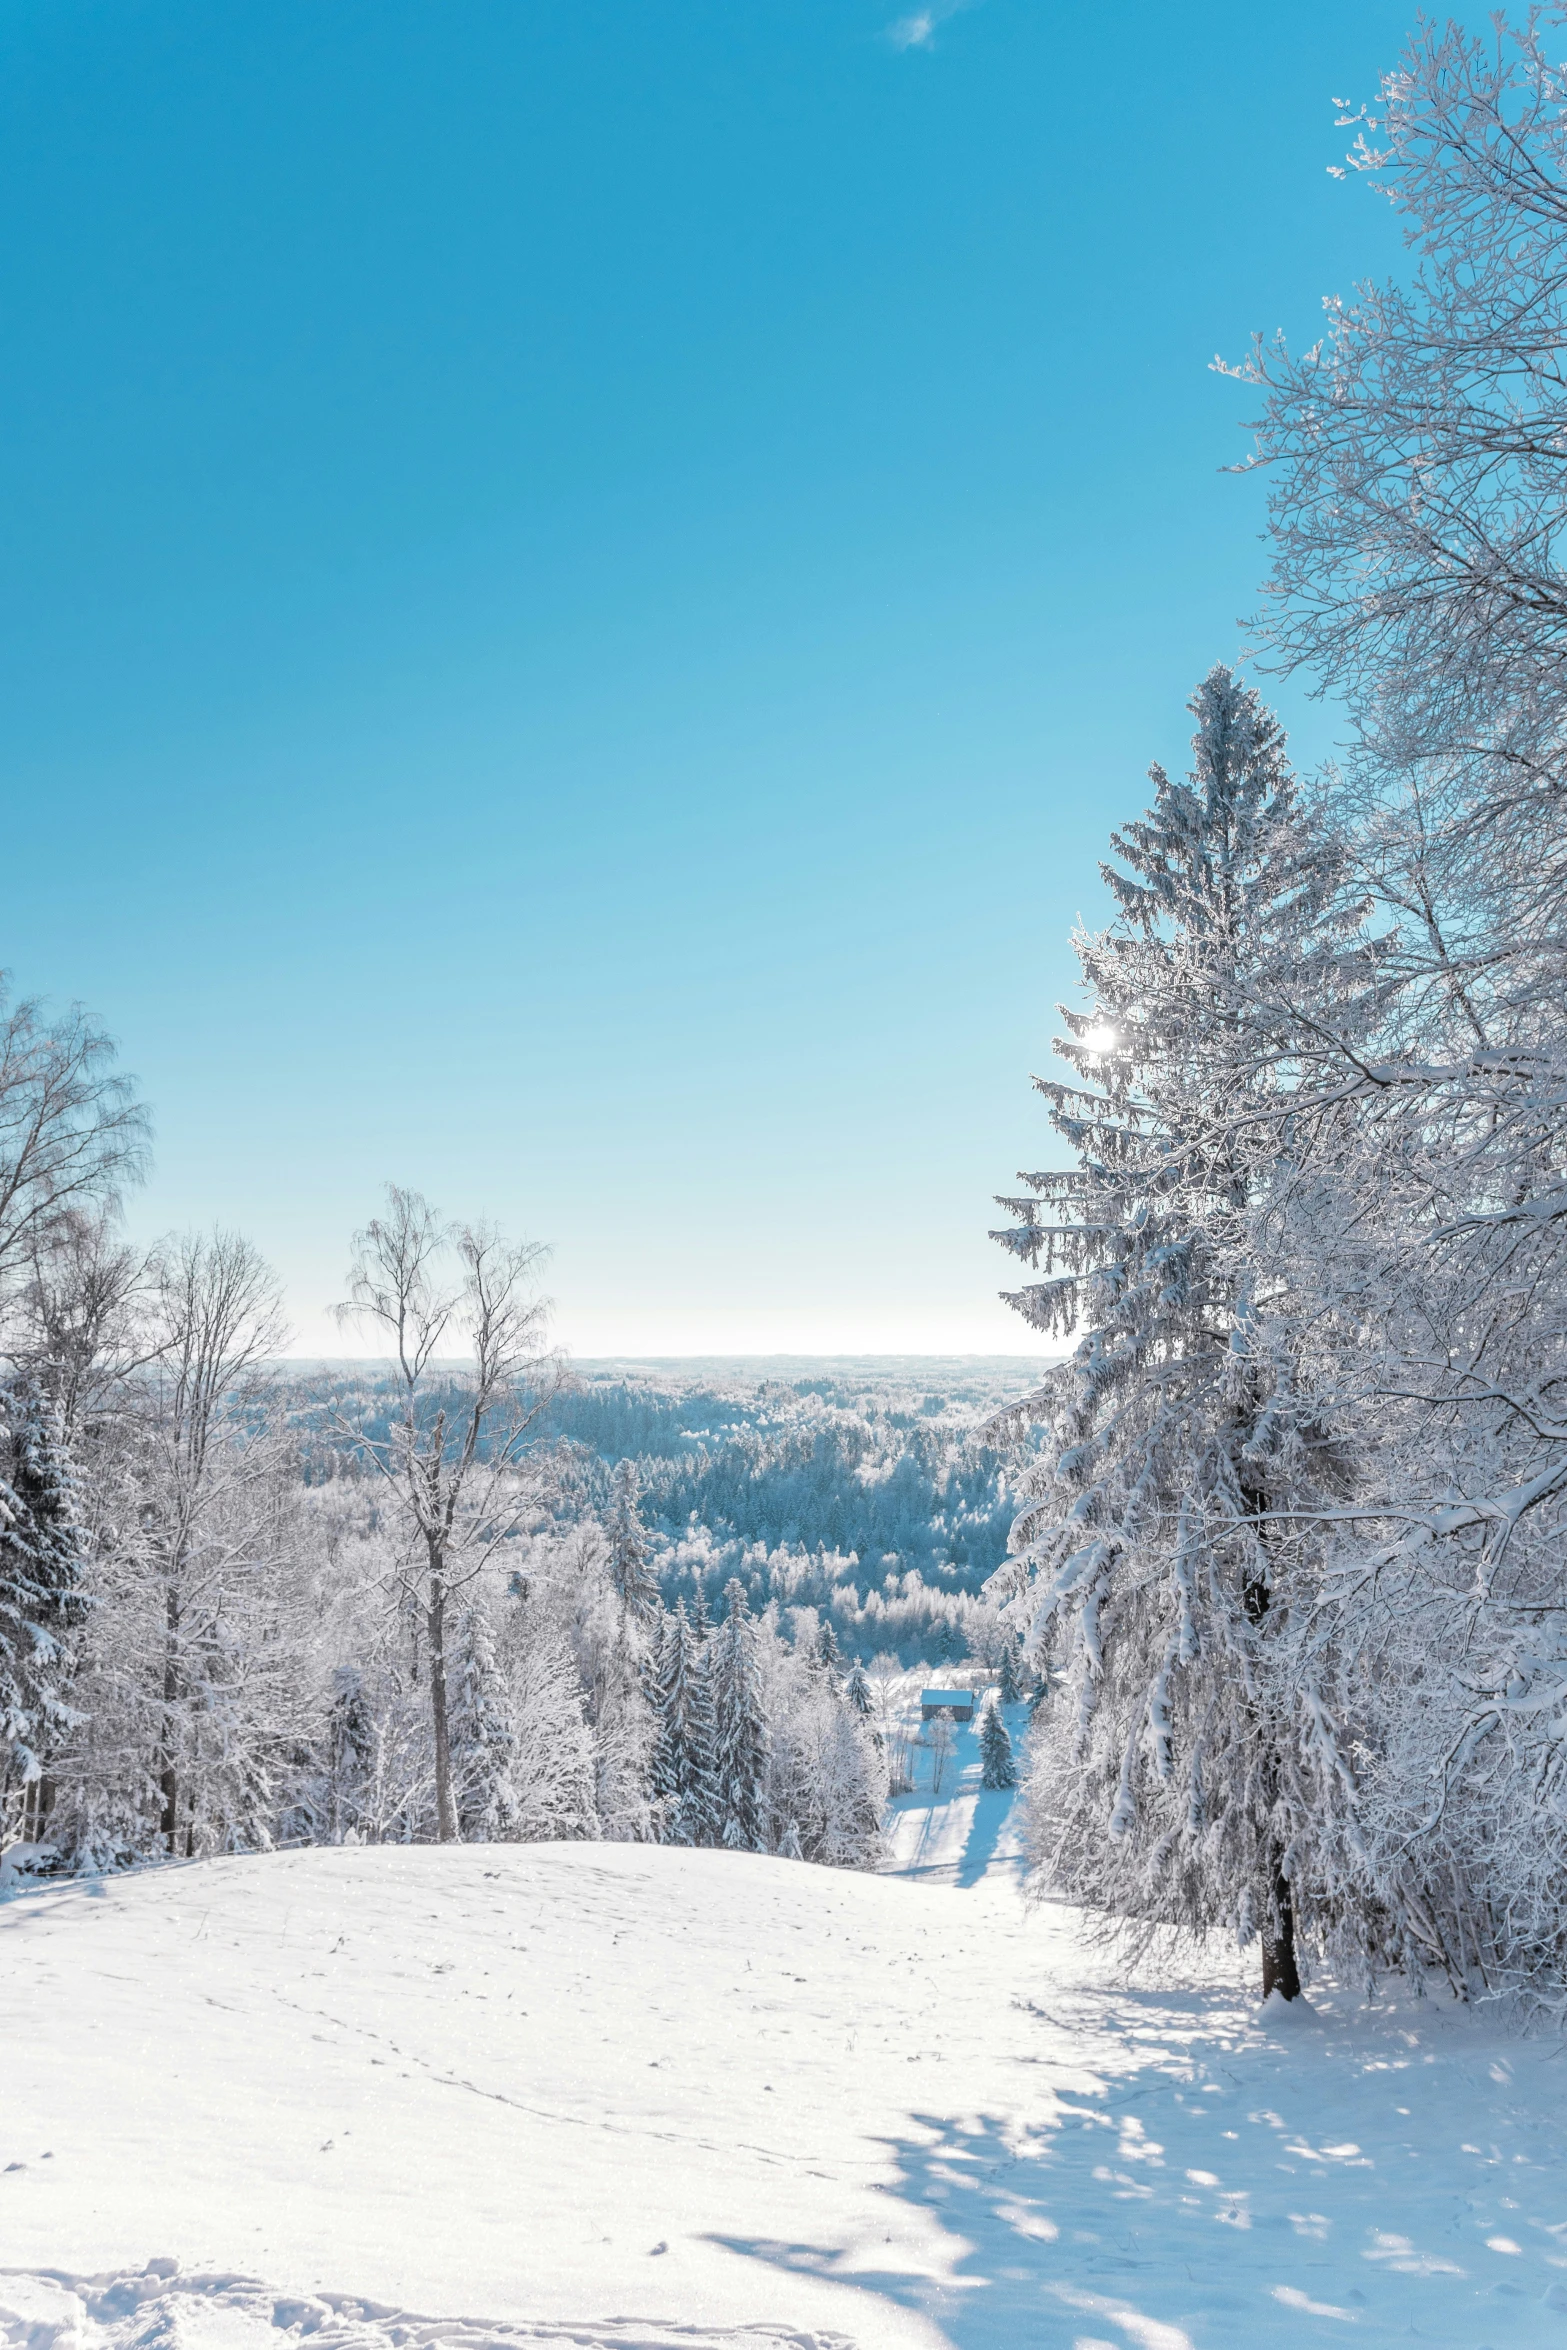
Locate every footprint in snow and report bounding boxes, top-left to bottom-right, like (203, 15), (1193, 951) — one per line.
(649, 2242), (668, 2257)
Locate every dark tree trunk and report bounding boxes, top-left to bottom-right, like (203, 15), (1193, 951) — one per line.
(1244, 1539), (1300, 2000)
(428, 1563), (458, 1843)
(1262, 1857), (1302, 2001)
(158, 1584), (180, 1854)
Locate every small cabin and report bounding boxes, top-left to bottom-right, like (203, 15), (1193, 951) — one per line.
(920, 1688), (975, 1723)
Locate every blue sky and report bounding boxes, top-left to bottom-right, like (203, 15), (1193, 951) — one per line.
(0, 0), (1414, 1356)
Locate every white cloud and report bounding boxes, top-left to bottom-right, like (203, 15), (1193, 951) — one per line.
(887, 9), (937, 47)
(886, 0), (981, 50)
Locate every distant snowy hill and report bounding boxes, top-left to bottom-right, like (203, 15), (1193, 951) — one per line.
(7, 1835), (1567, 2347)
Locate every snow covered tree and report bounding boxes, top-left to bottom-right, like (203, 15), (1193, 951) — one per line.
(448, 1602), (521, 1841)
(755, 1612), (884, 1869)
(814, 1618), (843, 1677)
(996, 1640), (1021, 1707)
(979, 1698), (1016, 1792)
(129, 1231), (292, 1858)
(319, 1666), (375, 1844)
(844, 1659), (873, 1718)
(1220, 20), (1567, 2005)
(989, 669), (1373, 1997)
(0, 989), (147, 1302)
(334, 1187), (559, 1842)
(650, 1603), (719, 1846)
(1234, 13), (1567, 788)
(0, 1375), (86, 1845)
(501, 1629), (600, 1841)
(606, 1461), (660, 1635)
(709, 1578), (766, 1850)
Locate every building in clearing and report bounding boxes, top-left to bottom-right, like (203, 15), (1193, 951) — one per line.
(920, 1688), (975, 1723)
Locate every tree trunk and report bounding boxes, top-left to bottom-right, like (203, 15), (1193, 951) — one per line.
(1262, 1854), (1302, 2000)
(428, 1565), (458, 1843)
(158, 1583), (180, 1854)
(1243, 1551), (1301, 2000)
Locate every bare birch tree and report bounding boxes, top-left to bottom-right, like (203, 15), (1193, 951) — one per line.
(334, 1186), (559, 1843)
(0, 989), (146, 1306)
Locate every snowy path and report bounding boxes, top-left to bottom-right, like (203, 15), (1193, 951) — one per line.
(4, 1834), (1567, 2348)
(880, 1697), (1028, 1889)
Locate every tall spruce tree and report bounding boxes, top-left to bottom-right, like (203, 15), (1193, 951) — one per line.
(813, 1618), (843, 1678)
(651, 1602), (719, 1846)
(979, 1698), (1016, 1791)
(0, 1374), (86, 1845)
(709, 1578), (766, 1850)
(988, 668), (1370, 1997)
(448, 1603), (521, 1842)
(606, 1461), (660, 1634)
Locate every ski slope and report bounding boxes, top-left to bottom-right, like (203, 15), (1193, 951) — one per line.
(4, 1754), (1567, 2348)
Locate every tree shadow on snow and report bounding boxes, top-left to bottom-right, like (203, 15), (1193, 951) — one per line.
(709, 1989), (1535, 2347)
(954, 1786), (1019, 1889)
(711, 2107), (1233, 2349)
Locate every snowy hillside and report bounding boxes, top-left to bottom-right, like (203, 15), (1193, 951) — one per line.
(6, 1841), (1567, 2348)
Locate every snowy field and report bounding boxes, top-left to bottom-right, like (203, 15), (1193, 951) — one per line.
(5, 1734), (1567, 2349)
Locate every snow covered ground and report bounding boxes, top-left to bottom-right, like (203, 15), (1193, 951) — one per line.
(5, 1743), (1567, 2349)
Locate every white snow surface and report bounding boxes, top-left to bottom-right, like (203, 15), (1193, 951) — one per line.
(5, 1783), (1567, 2348)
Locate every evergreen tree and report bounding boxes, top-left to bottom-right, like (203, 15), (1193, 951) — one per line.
(997, 1640), (1021, 1707)
(0, 1374), (86, 1844)
(448, 1603), (521, 1841)
(322, 1666), (374, 1844)
(606, 1461), (660, 1632)
(844, 1659), (873, 1718)
(651, 1603), (720, 1846)
(932, 1619), (962, 1669)
(813, 1618), (843, 1677)
(989, 669), (1372, 1998)
(690, 1579), (712, 1642)
(709, 1578), (766, 1850)
(677, 1633), (719, 1845)
(979, 1699), (1016, 1791)
(647, 1607), (683, 1822)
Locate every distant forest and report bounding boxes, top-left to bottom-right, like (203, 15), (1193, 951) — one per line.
(294, 1357), (1043, 1668)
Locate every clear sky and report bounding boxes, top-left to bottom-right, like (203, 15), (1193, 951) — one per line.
(0, 0), (1414, 1357)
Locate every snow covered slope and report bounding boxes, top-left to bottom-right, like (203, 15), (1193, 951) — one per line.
(5, 1842), (1567, 2348)
(881, 1691), (1026, 1888)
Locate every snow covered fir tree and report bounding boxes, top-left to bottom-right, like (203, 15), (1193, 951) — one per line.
(978, 1697), (1015, 1791)
(987, 666), (1387, 1997)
